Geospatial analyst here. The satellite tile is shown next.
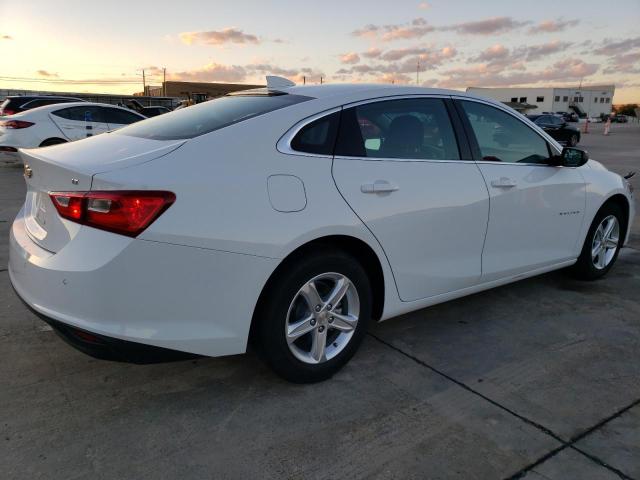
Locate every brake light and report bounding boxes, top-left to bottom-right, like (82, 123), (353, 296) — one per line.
(0, 120), (34, 129)
(1, 108), (16, 116)
(49, 191), (175, 237)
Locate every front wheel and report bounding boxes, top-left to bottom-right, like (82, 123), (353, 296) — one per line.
(256, 250), (372, 383)
(570, 203), (624, 280)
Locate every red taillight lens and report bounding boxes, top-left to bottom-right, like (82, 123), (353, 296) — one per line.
(0, 120), (34, 129)
(1, 108), (16, 116)
(49, 191), (175, 237)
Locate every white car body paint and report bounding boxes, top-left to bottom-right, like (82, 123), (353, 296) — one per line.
(9, 84), (635, 357)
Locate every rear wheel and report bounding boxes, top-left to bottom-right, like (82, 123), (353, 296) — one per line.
(571, 203), (624, 280)
(256, 250), (372, 383)
(39, 138), (67, 147)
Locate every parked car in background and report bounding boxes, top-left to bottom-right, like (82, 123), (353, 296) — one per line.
(613, 114), (628, 123)
(555, 111), (579, 122)
(0, 102), (145, 161)
(8, 82), (634, 383)
(527, 114), (581, 146)
(0, 96), (84, 116)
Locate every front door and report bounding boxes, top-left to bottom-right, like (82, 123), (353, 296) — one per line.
(457, 99), (585, 281)
(332, 97), (489, 302)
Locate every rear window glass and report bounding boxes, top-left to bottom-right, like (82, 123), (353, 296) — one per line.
(115, 93), (313, 140)
(291, 112), (340, 155)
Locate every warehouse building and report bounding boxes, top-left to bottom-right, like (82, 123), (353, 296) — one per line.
(467, 85), (615, 118)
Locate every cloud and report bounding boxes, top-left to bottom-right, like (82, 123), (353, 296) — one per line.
(418, 2), (430, 9)
(376, 73), (413, 84)
(603, 52), (640, 74)
(593, 37), (640, 56)
(171, 63), (248, 82)
(340, 52), (361, 64)
(470, 44), (510, 62)
(1, 34), (12, 40)
(438, 58), (598, 89)
(522, 41), (573, 60)
(362, 47), (382, 59)
(442, 16), (530, 35)
(528, 18), (580, 34)
(380, 45), (457, 64)
(36, 70), (59, 78)
(352, 18), (434, 42)
(179, 28), (259, 46)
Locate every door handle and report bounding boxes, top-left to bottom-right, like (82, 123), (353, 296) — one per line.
(361, 180), (399, 194)
(490, 177), (517, 188)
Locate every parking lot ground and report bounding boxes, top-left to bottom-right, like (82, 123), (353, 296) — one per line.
(1, 123), (639, 479)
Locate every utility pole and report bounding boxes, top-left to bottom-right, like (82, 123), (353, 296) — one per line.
(142, 69), (146, 95)
(303, 76), (306, 85)
(320, 76), (323, 84)
(416, 60), (420, 85)
(163, 67), (166, 96)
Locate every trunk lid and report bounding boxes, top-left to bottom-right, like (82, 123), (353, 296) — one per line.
(19, 133), (185, 252)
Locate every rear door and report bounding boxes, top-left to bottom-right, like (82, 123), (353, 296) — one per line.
(332, 97), (489, 302)
(49, 106), (110, 140)
(456, 99), (585, 281)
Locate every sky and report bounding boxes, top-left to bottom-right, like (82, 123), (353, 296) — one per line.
(1, 0), (639, 102)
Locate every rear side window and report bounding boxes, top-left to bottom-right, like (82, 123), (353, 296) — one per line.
(116, 93), (312, 140)
(290, 112), (340, 155)
(335, 98), (460, 160)
(53, 106), (108, 123)
(460, 101), (549, 164)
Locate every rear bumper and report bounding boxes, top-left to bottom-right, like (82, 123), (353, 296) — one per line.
(9, 207), (278, 358)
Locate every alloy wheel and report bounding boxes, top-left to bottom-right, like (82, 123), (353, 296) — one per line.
(591, 215), (619, 270)
(285, 272), (360, 364)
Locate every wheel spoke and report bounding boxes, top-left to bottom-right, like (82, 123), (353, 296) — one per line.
(287, 315), (315, 343)
(330, 313), (358, 332)
(591, 242), (602, 258)
(596, 251), (607, 269)
(310, 327), (327, 363)
(325, 277), (350, 309)
(605, 237), (619, 249)
(603, 218), (616, 239)
(299, 281), (323, 310)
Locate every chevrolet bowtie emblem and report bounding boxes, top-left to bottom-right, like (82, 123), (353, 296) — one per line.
(23, 164), (33, 178)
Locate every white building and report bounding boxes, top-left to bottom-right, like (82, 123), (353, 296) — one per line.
(466, 85), (615, 118)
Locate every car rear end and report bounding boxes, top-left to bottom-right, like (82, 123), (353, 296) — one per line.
(0, 115), (40, 163)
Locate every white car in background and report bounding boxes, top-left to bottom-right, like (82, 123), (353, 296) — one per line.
(0, 102), (146, 162)
(9, 80), (635, 383)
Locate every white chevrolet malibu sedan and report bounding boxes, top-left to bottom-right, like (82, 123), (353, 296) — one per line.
(9, 80), (635, 382)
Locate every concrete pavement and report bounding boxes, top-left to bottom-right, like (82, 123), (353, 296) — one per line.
(1, 123), (638, 479)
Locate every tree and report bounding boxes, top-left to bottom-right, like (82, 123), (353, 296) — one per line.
(613, 104), (638, 116)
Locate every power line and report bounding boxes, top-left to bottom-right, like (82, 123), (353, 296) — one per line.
(0, 75), (144, 85)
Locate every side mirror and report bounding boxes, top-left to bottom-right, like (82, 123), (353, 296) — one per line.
(552, 147), (589, 167)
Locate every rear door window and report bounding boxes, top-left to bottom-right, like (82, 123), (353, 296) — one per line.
(52, 106), (108, 123)
(116, 92), (313, 140)
(335, 98), (460, 160)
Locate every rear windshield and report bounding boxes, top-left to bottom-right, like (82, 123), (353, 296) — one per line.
(115, 93), (312, 140)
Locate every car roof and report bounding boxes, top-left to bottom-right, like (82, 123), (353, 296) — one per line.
(278, 83), (464, 99)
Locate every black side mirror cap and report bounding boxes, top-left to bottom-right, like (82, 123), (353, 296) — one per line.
(552, 147), (589, 167)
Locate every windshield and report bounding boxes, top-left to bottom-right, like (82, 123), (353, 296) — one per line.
(115, 93), (312, 140)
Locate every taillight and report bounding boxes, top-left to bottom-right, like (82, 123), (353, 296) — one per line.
(49, 191), (175, 237)
(1, 108), (16, 116)
(0, 120), (34, 129)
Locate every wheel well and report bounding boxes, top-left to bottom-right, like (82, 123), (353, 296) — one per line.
(251, 235), (386, 338)
(39, 137), (67, 147)
(602, 194), (630, 240)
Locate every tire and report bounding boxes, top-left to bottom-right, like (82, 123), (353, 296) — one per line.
(569, 134), (578, 147)
(570, 203), (625, 280)
(39, 138), (67, 147)
(256, 249), (372, 383)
